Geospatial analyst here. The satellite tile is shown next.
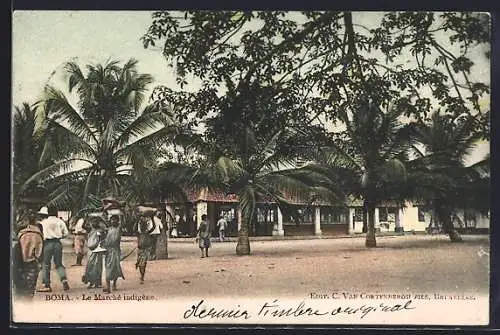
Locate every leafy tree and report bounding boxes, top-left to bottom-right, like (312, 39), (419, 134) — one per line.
(407, 111), (490, 241)
(143, 11), (489, 137)
(142, 11), (490, 249)
(184, 126), (341, 255)
(22, 59), (178, 213)
(13, 102), (51, 215)
(311, 100), (413, 247)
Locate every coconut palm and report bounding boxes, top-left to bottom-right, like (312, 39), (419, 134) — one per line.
(12, 101), (56, 220)
(185, 124), (342, 255)
(313, 100), (414, 247)
(407, 112), (490, 241)
(20, 59), (178, 212)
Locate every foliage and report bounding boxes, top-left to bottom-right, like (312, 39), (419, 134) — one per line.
(406, 111), (490, 240)
(20, 59), (178, 213)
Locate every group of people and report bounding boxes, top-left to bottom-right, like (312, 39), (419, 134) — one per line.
(13, 204), (165, 299)
(13, 205), (232, 298)
(13, 206), (70, 298)
(79, 213), (125, 293)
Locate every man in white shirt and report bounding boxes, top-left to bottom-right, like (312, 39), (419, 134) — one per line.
(36, 206), (70, 292)
(217, 216), (227, 242)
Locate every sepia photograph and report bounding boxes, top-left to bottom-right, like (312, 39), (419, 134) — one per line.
(11, 10), (491, 326)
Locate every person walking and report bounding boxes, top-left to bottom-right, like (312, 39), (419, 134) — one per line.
(196, 214), (211, 258)
(102, 215), (125, 293)
(217, 216), (227, 242)
(135, 216), (156, 284)
(71, 214), (88, 266)
(13, 212), (44, 299)
(82, 217), (106, 289)
(37, 206), (70, 292)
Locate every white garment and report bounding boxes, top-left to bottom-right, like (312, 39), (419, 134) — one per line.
(137, 216), (163, 234)
(217, 218), (227, 231)
(40, 216), (69, 240)
(151, 216), (163, 235)
(73, 218), (86, 234)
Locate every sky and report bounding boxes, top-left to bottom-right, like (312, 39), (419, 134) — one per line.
(12, 11), (177, 107)
(12, 11), (490, 164)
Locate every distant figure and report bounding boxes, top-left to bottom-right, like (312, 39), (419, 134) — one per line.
(71, 214), (89, 266)
(217, 216), (227, 242)
(102, 215), (124, 293)
(171, 214), (180, 238)
(37, 206), (70, 293)
(135, 216), (156, 284)
(196, 214), (211, 258)
(13, 213), (44, 299)
(82, 217), (107, 289)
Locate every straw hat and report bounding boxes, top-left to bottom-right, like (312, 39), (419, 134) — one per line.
(37, 206), (49, 216)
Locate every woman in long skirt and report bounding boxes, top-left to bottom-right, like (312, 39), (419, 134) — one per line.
(102, 215), (124, 293)
(82, 219), (105, 288)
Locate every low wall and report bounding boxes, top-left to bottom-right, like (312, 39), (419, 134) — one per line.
(321, 224), (349, 235)
(284, 224), (314, 236)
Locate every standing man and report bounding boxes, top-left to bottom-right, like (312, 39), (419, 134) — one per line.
(149, 211), (163, 260)
(217, 215), (227, 242)
(37, 206), (70, 292)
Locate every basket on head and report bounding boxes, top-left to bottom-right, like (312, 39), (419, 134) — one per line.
(136, 205), (157, 216)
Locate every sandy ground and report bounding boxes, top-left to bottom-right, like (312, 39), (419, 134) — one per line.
(29, 234), (489, 300)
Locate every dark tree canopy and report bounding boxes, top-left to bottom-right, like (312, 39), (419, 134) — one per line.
(143, 11), (490, 141)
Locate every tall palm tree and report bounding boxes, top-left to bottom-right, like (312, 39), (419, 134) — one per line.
(408, 112), (490, 241)
(315, 100), (414, 247)
(186, 125), (341, 255)
(20, 59), (178, 212)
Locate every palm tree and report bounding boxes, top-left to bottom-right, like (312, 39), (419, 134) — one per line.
(314, 100), (414, 247)
(186, 124), (341, 255)
(12, 102), (52, 219)
(408, 112), (490, 241)
(20, 59), (178, 213)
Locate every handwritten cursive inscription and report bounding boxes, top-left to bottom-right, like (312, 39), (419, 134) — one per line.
(183, 300), (251, 320)
(183, 299), (416, 320)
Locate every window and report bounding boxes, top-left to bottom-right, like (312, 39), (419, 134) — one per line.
(321, 207), (347, 224)
(354, 207), (363, 221)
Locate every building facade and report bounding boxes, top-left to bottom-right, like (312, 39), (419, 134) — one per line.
(163, 188), (490, 238)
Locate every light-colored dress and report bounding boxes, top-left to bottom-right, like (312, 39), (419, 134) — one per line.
(82, 229), (104, 286)
(197, 221), (211, 249)
(103, 226), (125, 281)
(73, 218), (87, 254)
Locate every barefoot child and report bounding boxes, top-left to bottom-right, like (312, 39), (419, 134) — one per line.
(135, 216), (156, 284)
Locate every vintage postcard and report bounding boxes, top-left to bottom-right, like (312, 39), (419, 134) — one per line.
(11, 10), (490, 326)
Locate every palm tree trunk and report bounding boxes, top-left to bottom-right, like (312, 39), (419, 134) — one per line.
(437, 206), (463, 242)
(236, 213), (250, 255)
(365, 201), (377, 248)
(362, 206), (368, 233)
(155, 229), (168, 259)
